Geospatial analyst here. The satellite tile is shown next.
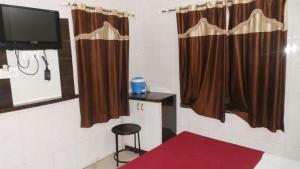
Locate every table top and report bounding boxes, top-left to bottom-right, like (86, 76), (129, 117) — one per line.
(129, 92), (175, 103)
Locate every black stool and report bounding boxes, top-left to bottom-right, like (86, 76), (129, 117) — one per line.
(111, 123), (141, 167)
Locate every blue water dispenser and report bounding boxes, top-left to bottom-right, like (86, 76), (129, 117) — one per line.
(131, 77), (146, 94)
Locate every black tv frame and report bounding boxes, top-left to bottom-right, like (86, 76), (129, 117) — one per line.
(0, 4), (61, 50)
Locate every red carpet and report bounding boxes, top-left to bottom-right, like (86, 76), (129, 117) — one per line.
(120, 131), (263, 169)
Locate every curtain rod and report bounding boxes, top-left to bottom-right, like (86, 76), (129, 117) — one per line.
(66, 2), (135, 18)
(161, 0), (231, 14)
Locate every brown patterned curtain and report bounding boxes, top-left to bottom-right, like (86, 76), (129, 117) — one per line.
(176, 2), (228, 122)
(228, 0), (287, 132)
(177, 0), (287, 132)
(72, 3), (129, 128)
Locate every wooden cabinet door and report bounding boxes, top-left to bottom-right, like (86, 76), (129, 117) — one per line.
(123, 100), (162, 151)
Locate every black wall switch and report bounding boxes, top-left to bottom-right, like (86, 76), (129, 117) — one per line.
(44, 68), (51, 81)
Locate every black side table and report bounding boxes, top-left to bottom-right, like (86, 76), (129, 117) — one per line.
(111, 123), (141, 167)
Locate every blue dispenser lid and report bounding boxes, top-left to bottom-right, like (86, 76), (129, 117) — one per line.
(131, 77), (145, 83)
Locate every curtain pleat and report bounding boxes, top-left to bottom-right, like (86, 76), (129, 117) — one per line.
(228, 0), (287, 132)
(177, 3), (228, 122)
(72, 4), (129, 128)
(177, 0), (287, 132)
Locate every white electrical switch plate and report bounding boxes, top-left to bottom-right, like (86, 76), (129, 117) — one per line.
(0, 68), (18, 79)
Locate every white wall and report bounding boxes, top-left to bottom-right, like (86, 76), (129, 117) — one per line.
(0, 99), (122, 169)
(123, 0), (300, 161)
(0, 0), (130, 169)
(7, 50), (62, 106)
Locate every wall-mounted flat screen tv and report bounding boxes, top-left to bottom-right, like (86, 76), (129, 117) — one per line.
(0, 4), (61, 50)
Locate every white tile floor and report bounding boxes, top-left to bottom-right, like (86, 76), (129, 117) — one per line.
(85, 151), (139, 169)
(255, 153), (300, 169)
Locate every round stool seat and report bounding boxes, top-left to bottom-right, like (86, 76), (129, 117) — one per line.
(111, 123), (141, 135)
(111, 123), (142, 167)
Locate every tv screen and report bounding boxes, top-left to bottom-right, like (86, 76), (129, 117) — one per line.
(0, 4), (61, 49)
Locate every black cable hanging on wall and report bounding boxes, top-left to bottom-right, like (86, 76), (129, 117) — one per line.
(41, 50), (51, 81)
(15, 50), (39, 76)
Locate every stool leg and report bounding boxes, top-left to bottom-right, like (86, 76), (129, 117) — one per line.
(138, 132), (141, 155)
(115, 134), (119, 167)
(134, 133), (137, 149)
